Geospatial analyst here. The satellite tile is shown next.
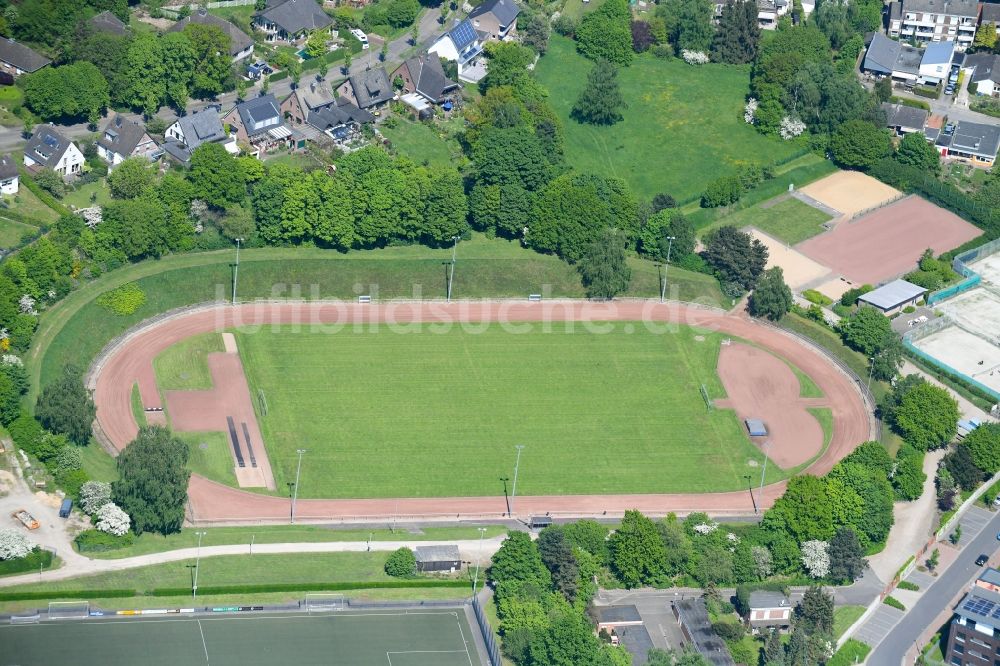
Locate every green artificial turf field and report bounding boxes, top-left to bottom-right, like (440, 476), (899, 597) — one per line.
(534, 35), (802, 202)
(234, 323), (788, 498)
(697, 197), (833, 245)
(0, 611), (477, 666)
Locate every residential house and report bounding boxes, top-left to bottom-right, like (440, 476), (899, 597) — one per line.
(594, 607), (655, 666)
(981, 2), (1000, 28)
(673, 599), (736, 666)
(468, 0), (520, 40)
(253, 0), (333, 43)
(97, 114), (162, 167)
(391, 53), (459, 104)
(863, 33), (924, 82)
(223, 93), (294, 151)
(881, 102), (929, 134)
(0, 154), (18, 195)
(935, 119), (1000, 166)
(167, 9), (254, 62)
(944, 585), (1000, 665)
(281, 81), (336, 123)
(23, 125), (84, 178)
(886, 0), (977, 48)
(0, 38), (50, 79)
(428, 20), (485, 77)
(281, 83), (372, 141)
(746, 591), (792, 634)
(962, 51), (1000, 95)
(713, 0), (789, 30)
(163, 106), (236, 164)
(336, 67), (395, 110)
(86, 10), (129, 36)
(918, 39), (956, 82)
(975, 568), (1000, 594)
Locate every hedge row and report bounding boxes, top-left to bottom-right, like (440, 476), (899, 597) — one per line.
(889, 95), (931, 112)
(903, 348), (997, 408)
(0, 588), (135, 602)
(0, 548), (53, 577)
(16, 168), (71, 217)
(151, 579), (470, 597)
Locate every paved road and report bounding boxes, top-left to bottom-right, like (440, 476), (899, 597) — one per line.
(867, 509), (1000, 665)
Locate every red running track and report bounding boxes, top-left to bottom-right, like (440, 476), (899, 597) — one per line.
(91, 300), (872, 523)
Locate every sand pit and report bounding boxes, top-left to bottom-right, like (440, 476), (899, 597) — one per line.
(750, 229), (832, 290)
(796, 196), (983, 285)
(714, 343), (827, 469)
(799, 171), (901, 217)
(812, 277), (852, 301)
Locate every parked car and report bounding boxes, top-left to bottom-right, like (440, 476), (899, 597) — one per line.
(945, 85), (956, 96)
(350, 28), (369, 49)
(978, 554), (990, 566)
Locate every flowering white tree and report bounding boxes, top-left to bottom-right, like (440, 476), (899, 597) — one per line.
(96, 502), (131, 537)
(801, 540), (830, 578)
(751, 545), (773, 579)
(1, 354), (21, 366)
(779, 116), (807, 140)
(18, 295), (36, 315)
(80, 481), (112, 515)
(726, 532), (741, 544)
(682, 50), (710, 65)
(0, 527), (32, 560)
(80, 207), (102, 228)
(744, 98), (758, 125)
(693, 521), (718, 535)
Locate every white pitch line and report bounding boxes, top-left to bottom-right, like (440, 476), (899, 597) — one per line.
(453, 612), (474, 666)
(198, 620), (211, 666)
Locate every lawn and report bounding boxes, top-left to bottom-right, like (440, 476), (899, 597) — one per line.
(6, 186), (60, 224)
(236, 323), (788, 498)
(153, 332), (224, 390)
(30, 235), (723, 396)
(61, 179), (113, 209)
(834, 605), (865, 638)
(177, 431), (239, 488)
(697, 196), (833, 245)
(0, 217), (37, 248)
(381, 119), (463, 169)
(534, 35), (803, 202)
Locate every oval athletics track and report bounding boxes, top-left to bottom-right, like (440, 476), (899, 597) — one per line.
(91, 300), (872, 523)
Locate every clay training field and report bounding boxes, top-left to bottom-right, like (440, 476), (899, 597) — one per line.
(91, 302), (871, 521)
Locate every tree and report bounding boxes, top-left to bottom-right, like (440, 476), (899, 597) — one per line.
(937, 467), (959, 511)
(927, 547), (940, 571)
(107, 157), (156, 199)
(632, 20), (656, 52)
(960, 423), (1000, 474)
(35, 365), (95, 445)
(576, 0), (634, 66)
(893, 444), (928, 499)
(896, 132), (941, 173)
(160, 32), (196, 110)
(520, 12), (549, 54)
(572, 59), (626, 125)
(700, 175), (743, 207)
(830, 120), (893, 169)
(190, 143), (247, 208)
(481, 41), (533, 90)
(975, 21), (998, 50)
(579, 227), (632, 299)
(945, 443), (983, 490)
(797, 586), (834, 635)
(842, 440), (894, 476)
(609, 510), (669, 587)
(0, 528), (31, 560)
(800, 540), (830, 578)
(96, 502), (131, 536)
(120, 32), (166, 116)
(526, 610), (612, 666)
(711, 0), (760, 64)
(306, 30), (327, 58)
(748, 266), (792, 321)
(22, 62), (110, 123)
(751, 544), (773, 580)
(537, 527), (580, 601)
(839, 307), (892, 356)
(663, 0), (715, 53)
(702, 226), (768, 291)
(80, 480), (113, 514)
(828, 527), (865, 583)
(764, 628), (784, 665)
(893, 382), (959, 451)
(488, 531), (551, 596)
(184, 24), (234, 98)
(384, 547), (417, 577)
(112, 426), (191, 536)
(563, 519), (611, 563)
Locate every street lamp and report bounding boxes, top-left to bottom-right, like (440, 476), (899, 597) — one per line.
(287, 482), (295, 522)
(500, 476), (510, 516)
(447, 235), (460, 303)
(510, 445), (525, 518)
(232, 238), (243, 305)
(472, 527), (487, 595)
(290, 449), (306, 523)
(192, 530), (207, 598)
(757, 439), (771, 511)
(744, 474), (757, 514)
(663, 236), (676, 303)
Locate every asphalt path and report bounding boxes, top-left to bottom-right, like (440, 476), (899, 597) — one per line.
(867, 509), (1000, 665)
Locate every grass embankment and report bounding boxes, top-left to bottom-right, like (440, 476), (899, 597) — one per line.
(535, 35), (806, 202)
(833, 605), (865, 638)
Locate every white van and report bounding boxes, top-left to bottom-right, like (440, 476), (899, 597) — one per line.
(350, 28), (369, 49)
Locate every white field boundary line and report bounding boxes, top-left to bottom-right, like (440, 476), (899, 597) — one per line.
(387, 651), (471, 666)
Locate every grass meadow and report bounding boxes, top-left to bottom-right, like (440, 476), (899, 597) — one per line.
(235, 323), (789, 498)
(534, 36), (803, 202)
(380, 119), (463, 169)
(153, 332), (224, 391)
(697, 197), (833, 245)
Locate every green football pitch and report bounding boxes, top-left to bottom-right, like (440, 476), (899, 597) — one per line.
(233, 323), (790, 499)
(0, 610), (480, 666)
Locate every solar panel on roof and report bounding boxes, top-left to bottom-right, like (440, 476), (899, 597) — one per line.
(450, 21), (476, 48)
(963, 597), (997, 616)
(43, 135), (58, 147)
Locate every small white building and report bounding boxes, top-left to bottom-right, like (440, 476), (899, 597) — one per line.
(858, 279), (928, 315)
(428, 20), (485, 76)
(0, 154), (18, 195)
(23, 125), (84, 179)
(917, 40), (955, 84)
(747, 591), (792, 634)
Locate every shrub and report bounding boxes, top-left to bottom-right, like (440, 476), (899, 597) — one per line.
(701, 176), (743, 207)
(384, 547), (417, 578)
(883, 595), (905, 610)
(0, 527), (32, 559)
(711, 621), (745, 641)
(803, 289), (833, 306)
(0, 547), (52, 576)
(74, 529), (135, 553)
(96, 282), (146, 316)
(897, 580), (919, 591)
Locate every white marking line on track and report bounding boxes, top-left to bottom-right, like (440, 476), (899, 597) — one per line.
(198, 620), (211, 666)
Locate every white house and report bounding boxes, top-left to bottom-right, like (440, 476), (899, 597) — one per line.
(887, 0), (977, 49)
(0, 154), (18, 195)
(917, 40), (955, 84)
(747, 591), (792, 634)
(23, 125), (84, 179)
(97, 114), (161, 167)
(428, 20), (485, 76)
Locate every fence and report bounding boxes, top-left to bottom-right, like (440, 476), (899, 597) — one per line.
(472, 595), (502, 666)
(902, 315), (1000, 402)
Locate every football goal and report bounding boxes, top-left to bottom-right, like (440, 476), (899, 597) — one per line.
(47, 601), (90, 620)
(304, 593), (345, 613)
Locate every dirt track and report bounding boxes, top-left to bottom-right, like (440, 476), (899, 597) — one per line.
(91, 300), (871, 522)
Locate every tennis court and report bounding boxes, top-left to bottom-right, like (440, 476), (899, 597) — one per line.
(0, 610), (483, 666)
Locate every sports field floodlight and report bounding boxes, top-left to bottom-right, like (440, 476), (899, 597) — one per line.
(511, 445), (525, 518)
(500, 476), (510, 516)
(758, 439), (771, 506)
(232, 238), (244, 305)
(744, 475), (757, 514)
(662, 236), (676, 303)
(290, 449), (307, 523)
(472, 527), (488, 594)
(447, 235), (460, 303)
(192, 530), (207, 598)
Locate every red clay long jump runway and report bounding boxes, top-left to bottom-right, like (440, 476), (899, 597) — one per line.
(91, 300), (871, 523)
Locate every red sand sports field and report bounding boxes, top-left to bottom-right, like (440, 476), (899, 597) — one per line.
(90, 301), (871, 522)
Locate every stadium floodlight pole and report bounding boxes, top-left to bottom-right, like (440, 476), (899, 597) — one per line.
(500, 476), (511, 516)
(286, 482), (295, 521)
(758, 440), (770, 503)
(510, 445), (525, 517)
(192, 530), (207, 598)
(447, 235), (460, 303)
(663, 236), (676, 302)
(232, 238), (243, 305)
(291, 449), (306, 523)
(472, 527), (488, 595)
(744, 475), (758, 514)
(655, 264), (665, 303)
